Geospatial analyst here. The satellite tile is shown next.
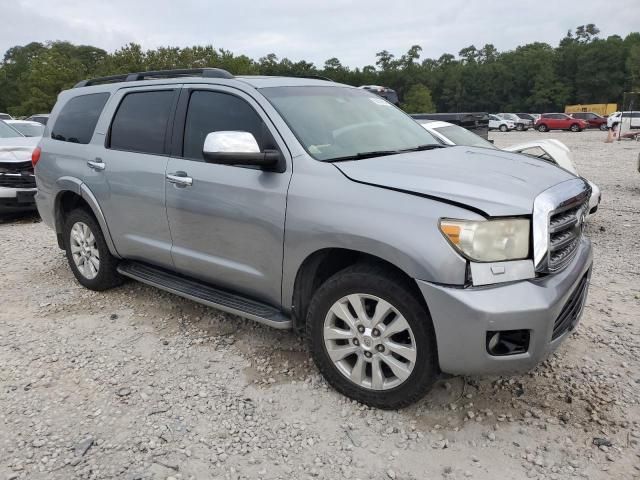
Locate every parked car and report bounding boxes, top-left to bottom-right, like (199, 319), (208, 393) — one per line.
(35, 68), (593, 409)
(25, 113), (50, 125)
(497, 113), (533, 131)
(417, 120), (600, 216)
(411, 112), (490, 139)
(569, 112), (607, 131)
(488, 114), (515, 132)
(4, 120), (45, 137)
(358, 85), (399, 105)
(536, 113), (588, 132)
(607, 111), (640, 130)
(0, 113), (13, 120)
(0, 120), (38, 213)
(515, 113), (537, 125)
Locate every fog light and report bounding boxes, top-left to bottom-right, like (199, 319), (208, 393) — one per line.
(486, 330), (530, 356)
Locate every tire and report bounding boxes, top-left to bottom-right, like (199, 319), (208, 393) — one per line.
(599, 123), (607, 131)
(63, 208), (122, 291)
(516, 123), (524, 131)
(307, 263), (438, 409)
(499, 124), (508, 132)
(570, 123), (580, 132)
(537, 124), (548, 132)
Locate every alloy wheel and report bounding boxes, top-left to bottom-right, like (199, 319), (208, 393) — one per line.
(323, 294), (417, 390)
(70, 221), (100, 279)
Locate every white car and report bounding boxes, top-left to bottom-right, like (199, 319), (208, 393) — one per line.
(4, 120), (45, 137)
(0, 120), (39, 213)
(416, 119), (601, 216)
(497, 113), (534, 131)
(489, 114), (515, 132)
(607, 111), (640, 130)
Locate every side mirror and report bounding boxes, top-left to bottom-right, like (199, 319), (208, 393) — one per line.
(202, 131), (279, 167)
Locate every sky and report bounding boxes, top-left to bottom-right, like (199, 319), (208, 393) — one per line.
(2, 0), (639, 67)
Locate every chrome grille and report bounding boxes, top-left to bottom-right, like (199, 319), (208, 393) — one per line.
(0, 161), (36, 189)
(547, 201), (587, 272)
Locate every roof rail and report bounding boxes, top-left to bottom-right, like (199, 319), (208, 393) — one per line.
(73, 68), (234, 88)
(291, 74), (334, 82)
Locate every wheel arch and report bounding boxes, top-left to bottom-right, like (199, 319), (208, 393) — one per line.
(289, 248), (429, 333)
(53, 185), (120, 257)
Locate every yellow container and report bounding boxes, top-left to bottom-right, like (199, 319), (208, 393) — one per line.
(564, 104), (618, 116)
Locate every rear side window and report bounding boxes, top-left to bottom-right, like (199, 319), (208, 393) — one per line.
(109, 90), (175, 155)
(182, 90), (271, 161)
(51, 93), (109, 144)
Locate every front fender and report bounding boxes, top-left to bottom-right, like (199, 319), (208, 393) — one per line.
(281, 160), (479, 309)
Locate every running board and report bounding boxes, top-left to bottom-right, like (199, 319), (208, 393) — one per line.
(117, 261), (292, 329)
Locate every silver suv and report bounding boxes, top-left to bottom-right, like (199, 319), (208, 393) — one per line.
(34, 68), (593, 409)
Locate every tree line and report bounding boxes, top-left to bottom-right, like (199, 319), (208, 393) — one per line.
(1, 24), (638, 116)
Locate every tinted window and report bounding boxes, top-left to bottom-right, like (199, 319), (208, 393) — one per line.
(51, 93), (109, 144)
(572, 113), (585, 119)
(183, 91), (272, 160)
(110, 90), (175, 155)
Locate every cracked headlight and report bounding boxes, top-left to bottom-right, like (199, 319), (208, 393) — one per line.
(439, 218), (530, 262)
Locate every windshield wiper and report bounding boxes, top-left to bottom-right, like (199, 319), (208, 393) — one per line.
(325, 150), (403, 162)
(401, 144), (448, 152)
(324, 144), (448, 162)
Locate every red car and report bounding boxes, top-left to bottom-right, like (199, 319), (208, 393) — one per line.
(535, 113), (588, 132)
(569, 112), (608, 130)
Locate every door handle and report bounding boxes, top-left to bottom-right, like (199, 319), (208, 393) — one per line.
(166, 172), (193, 187)
(87, 159), (105, 171)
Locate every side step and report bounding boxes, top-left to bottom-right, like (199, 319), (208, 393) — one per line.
(117, 261), (292, 329)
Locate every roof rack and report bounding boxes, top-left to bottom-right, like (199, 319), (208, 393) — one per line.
(291, 74), (334, 82)
(73, 68), (234, 88)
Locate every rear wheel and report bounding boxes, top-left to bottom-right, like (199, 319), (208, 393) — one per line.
(599, 123), (607, 131)
(499, 124), (508, 132)
(307, 263), (438, 409)
(570, 123), (581, 132)
(63, 208), (122, 291)
(537, 124), (548, 132)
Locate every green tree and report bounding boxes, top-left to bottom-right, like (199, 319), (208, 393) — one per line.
(401, 84), (435, 113)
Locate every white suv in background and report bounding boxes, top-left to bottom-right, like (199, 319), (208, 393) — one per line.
(498, 113), (533, 131)
(607, 111), (640, 130)
(489, 114), (515, 132)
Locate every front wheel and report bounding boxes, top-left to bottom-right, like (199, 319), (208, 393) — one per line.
(499, 124), (508, 132)
(307, 263), (438, 409)
(516, 124), (524, 131)
(570, 123), (581, 132)
(63, 208), (123, 291)
(599, 123), (607, 131)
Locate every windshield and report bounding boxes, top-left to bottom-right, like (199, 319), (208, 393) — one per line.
(433, 125), (496, 149)
(9, 122), (44, 137)
(260, 86), (439, 161)
(0, 120), (24, 138)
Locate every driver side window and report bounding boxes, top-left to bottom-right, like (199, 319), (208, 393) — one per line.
(182, 90), (274, 161)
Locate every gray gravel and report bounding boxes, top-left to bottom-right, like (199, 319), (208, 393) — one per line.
(1, 130), (639, 479)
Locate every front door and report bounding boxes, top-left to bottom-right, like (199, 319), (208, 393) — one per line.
(84, 86), (179, 268)
(165, 87), (291, 306)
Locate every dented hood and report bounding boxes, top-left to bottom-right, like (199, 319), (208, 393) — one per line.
(334, 146), (576, 216)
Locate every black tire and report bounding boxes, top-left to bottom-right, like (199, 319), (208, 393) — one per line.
(570, 123), (580, 132)
(307, 263), (438, 409)
(63, 208), (122, 291)
(599, 123), (607, 131)
(499, 124), (508, 132)
(516, 123), (524, 131)
(537, 124), (548, 132)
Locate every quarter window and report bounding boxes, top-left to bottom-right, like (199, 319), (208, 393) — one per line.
(51, 93), (110, 144)
(182, 91), (272, 161)
(109, 90), (176, 155)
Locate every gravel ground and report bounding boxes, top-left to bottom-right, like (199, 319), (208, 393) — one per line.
(0, 130), (639, 480)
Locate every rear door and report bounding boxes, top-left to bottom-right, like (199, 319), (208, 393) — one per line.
(84, 86), (179, 268)
(164, 86), (292, 306)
